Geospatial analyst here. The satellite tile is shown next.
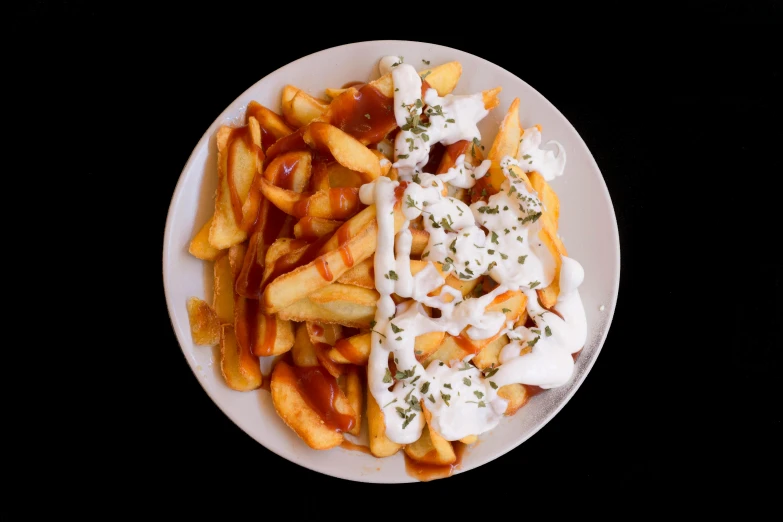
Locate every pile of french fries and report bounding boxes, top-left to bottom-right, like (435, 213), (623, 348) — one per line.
(186, 59), (567, 468)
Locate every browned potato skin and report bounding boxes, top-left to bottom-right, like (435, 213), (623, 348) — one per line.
(270, 361), (344, 450)
(187, 297), (220, 345)
(404, 404), (456, 465)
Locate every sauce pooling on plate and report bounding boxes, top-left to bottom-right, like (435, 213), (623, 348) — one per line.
(362, 59), (586, 444)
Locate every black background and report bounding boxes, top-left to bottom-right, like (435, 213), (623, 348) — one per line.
(18, 4), (781, 500)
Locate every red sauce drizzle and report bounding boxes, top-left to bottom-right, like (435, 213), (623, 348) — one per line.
(404, 441), (467, 482)
(336, 223), (354, 267)
(291, 365), (355, 432)
(329, 84), (397, 144)
(452, 333), (479, 354)
(266, 127), (306, 162)
(235, 296), (260, 358)
(310, 155), (330, 191)
(315, 258), (333, 281)
(292, 197), (312, 219)
(436, 140), (470, 174)
(421, 80), (432, 98)
(328, 188), (360, 219)
(261, 238), (327, 291)
(270, 155), (300, 190)
(311, 324), (325, 338)
(297, 217), (319, 240)
(333, 338), (365, 365)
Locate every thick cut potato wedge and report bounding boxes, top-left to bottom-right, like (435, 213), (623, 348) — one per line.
(308, 284), (380, 307)
(342, 367), (363, 436)
(264, 216), (397, 314)
(367, 387), (402, 457)
(498, 384), (530, 416)
(319, 205), (376, 253)
(328, 332), (371, 365)
(306, 322), (342, 346)
(220, 325), (263, 391)
(303, 123), (381, 182)
(187, 297), (220, 345)
(277, 295), (376, 328)
(263, 151), (312, 192)
(209, 121), (263, 249)
(292, 322), (319, 367)
(245, 101), (293, 149)
(294, 217), (343, 240)
(405, 404), (456, 465)
(471, 335), (509, 370)
(460, 435), (478, 445)
(189, 217), (222, 261)
(260, 179), (362, 220)
(372, 61), (462, 98)
(213, 254), (235, 324)
(325, 87), (347, 99)
(234, 295), (295, 357)
(281, 86), (329, 128)
(336, 258), (374, 288)
(327, 163), (364, 188)
(487, 98), (523, 191)
(270, 361), (350, 450)
(536, 228), (568, 309)
(528, 170), (560, 231)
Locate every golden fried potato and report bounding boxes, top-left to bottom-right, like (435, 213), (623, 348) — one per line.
(260, 179), (362, 220)
(270, 361), (347, 449)
(277, 295), (376, 328)
(281, 86), (329, 128)
(220, 325), (262, 391)
(366, 387), (402, 457)
(189, 217), (222, 261)
(306, 322), (342, 346)
(536, 228), (568, 309)
(487, 98), (523, 191)
(324, 87), (348, 99)
(460, 435), (478, 445)
(245, 101), (293, 146)
(327, 163), (365, 188)
(405, 404), (456, 465)
(471, 335), (509, 370)
(186, 297), (220, 345)
(498, 384), (530, 416)
(294, 217), (343, 240)
(327, 332), (371, 365)
(263, 151), (312, 192)
(528, 170), (560, 231)
(303, 123), (381, 182)
(372, 61), (463, 98)
(292, 322), (319, 367)
(209, 120), (263, 249)
(336, 258), (374, 289)
(212, 254), (235, 324)
(343, 366), (363, 436)
(308, 284), (380, 307)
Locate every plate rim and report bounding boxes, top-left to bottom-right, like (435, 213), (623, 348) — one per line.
(162, 39), (621, 483)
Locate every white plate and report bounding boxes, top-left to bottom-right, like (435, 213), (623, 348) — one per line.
(163, 40), (620, 483)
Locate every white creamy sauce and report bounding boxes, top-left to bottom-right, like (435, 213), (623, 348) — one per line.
(362, 58), (587, 444)
(517, 126), (566, 181)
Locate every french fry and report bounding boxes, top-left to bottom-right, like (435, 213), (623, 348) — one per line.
(327, 163), (364, 188)
(336, 258), (374, 288)
(342, 366), (363, 436)
(281, 85), (329, 128)
(487, 98), (523, 191)
(303, 123), (381, 182)
(498, 384), (530, 416)
(372, 61), (463, 98)
(325, 87), (348, 99)
(245, 101), (293, 148)
(209, 119), (263, 249)
(259, 179), (362, 220)
(536, 228), (568, 309)
(264, 151), (312, 192)
(264, 211), (403, 314)
(471, 334), (509, 370)
(528, 171), (560, 231)
(213, 254), (234, 324)
(277, 295), (376, 328)
(405, 404), (456, 465)
(367, 386), (402, 457)
(327, 332), (371, 365)
(292, 322), (319, 367)
(186, 297), (220, 345)
(270, 361), (347, 449)
(294, 217), (343, 240)
(308, 284), (379, 308)
(460, 435), (478, 445)
(220, 325), (263, 391)
(189, 217), (222, 261)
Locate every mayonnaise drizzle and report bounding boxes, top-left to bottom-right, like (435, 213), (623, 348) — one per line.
(518, 126), (566, 181)
(363, 59), (586, 444)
